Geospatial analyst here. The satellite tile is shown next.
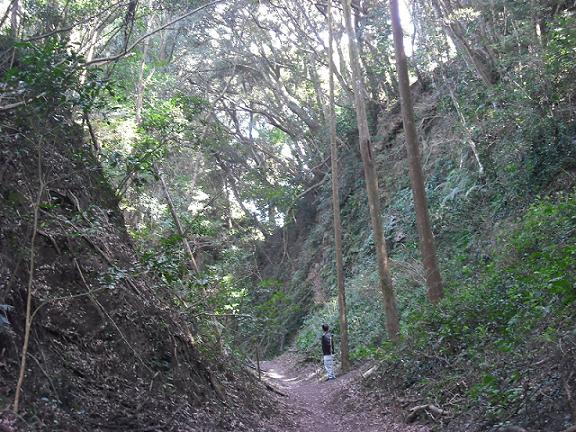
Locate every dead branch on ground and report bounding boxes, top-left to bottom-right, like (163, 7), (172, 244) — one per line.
(406, 403), (448, 423)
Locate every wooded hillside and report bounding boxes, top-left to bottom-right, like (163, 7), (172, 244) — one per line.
(1, 0), (575, 431)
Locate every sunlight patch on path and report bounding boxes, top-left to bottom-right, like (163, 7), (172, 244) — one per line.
(266, 370), (285, 380)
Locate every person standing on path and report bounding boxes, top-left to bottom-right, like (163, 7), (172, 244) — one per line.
(321, 324), (336, 380)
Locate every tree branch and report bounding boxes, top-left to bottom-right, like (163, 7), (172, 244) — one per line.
(0, 92), (47, 112)
(87, 0), (225, 66)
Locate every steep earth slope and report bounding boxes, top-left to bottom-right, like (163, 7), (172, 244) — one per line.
(0, 106), (279, 430)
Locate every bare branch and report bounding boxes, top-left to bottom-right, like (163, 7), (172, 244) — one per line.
(87, 0), (226, 66)
(0, 92), (47, 112)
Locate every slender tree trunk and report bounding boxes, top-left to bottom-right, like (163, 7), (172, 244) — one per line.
(327, 0), (350, 371)
(223, 177), (233, 229)
(13, 155), (43, 414)
(155, 166), (201, 276)
(80, 27), (102, 84)
(10, 0), (19, 38)
(307, 56), (327, 125)
(135, 45), (149, 124)
(444, 79), (484, 176)
(341, 0), (400, 341)
(390, 0), (443, 304)
(135, 0), (153, 124)
(84, 112), (100, 155)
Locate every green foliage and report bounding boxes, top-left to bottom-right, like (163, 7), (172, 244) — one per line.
(240, 168), (301, 218)
(442, 14), (576, 201)
(545, 13), (576, 95)
(335, 106), (358, 138)
(388, 191), (576, 420)
(409, 192), (575, 352)
(100, 95), (191, 192)
(295, 267), (388, 357)
(2, 38), (104, 114)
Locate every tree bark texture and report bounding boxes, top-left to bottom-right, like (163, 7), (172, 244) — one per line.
(341, 0), (400, 341)
(390, 0), (443, 304)
(10, 0), (19, 38)
(327, 0), (350, 371)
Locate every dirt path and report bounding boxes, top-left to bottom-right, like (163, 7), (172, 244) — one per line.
(259, 352), (430, 432)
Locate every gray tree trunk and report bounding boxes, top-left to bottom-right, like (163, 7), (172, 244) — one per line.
(327, 0), (350, 371)
(390, 0), (444, 304)
(10, 0), (19, 38)
(430, 0), (499, 85)
(341, 0), (400, 341)
(135, 0), (153, 124)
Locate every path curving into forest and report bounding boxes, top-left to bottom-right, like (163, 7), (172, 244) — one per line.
(260, 352), (430, 432)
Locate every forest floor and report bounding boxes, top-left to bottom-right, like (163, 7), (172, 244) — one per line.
(259, 352), (431, 432)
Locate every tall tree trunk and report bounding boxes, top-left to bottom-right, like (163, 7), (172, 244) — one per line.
(155, 166), (201, 276)
(327, 0), (350, 371)
(390, 0), (444, 304)
(307, 56), (327, 126)
(80, 27), (102, 85)
(355, 7), (380, 135)
(223, 177), (233, 229)
(135, 0), (153, 124)
(341, 0), (400, 341)
(10, 0), (19, 38)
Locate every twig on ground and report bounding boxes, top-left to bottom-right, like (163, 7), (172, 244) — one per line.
(193, 312), (254, 319)
(31, 287), (109, 321)
(361, 365), (378, 379)
(36, 230), (62, 255)
(27, 352), (60, 403)
(39, 209), (146, 299)
(0, 92), (47, 112)
(73, 258), (107, 322)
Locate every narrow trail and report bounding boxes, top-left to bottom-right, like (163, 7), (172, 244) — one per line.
(260, 352), (430, 432)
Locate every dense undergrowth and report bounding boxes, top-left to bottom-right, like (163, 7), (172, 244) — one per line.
(367, 193), (576, 431)
(288, 12), (576, 428)
(294, 160), (576, 430)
